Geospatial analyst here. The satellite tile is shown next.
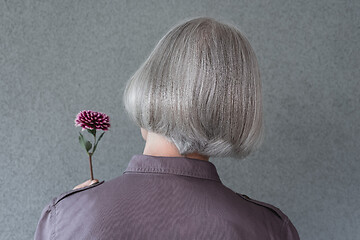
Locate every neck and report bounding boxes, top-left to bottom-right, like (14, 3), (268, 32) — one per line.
(143, 131), (209, 161)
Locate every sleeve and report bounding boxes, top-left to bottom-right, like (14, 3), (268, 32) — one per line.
(281, 217), (300, 240)
(34, 202), (55, 240)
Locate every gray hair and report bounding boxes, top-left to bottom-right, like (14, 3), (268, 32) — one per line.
(123, 17), (264, 159)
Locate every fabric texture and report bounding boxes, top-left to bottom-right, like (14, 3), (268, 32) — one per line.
(34, 154), (300, 239)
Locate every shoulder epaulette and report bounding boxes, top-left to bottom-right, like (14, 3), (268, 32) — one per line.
(236, 192), (288, 221)
(52, 181), (105, 206)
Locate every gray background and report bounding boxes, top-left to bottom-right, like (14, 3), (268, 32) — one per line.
(0, 0), (359, 239)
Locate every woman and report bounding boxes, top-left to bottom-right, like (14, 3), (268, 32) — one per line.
(35, 17), (300, 239)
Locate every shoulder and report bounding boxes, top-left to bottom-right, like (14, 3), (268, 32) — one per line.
(235, 192), (300, 239)
(52, 180), (105, 206)
(235, 192), (290, 221)
(34, 181), (105, 239)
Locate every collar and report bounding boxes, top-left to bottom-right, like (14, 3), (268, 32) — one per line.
(123, 154), (221, 182)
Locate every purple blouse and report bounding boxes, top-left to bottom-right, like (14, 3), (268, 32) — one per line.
(34, 154), (300, 239)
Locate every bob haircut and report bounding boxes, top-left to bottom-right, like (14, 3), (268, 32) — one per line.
(123, 17), (264, 159)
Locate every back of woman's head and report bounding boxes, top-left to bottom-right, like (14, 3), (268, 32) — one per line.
(123, 17), (263, 159)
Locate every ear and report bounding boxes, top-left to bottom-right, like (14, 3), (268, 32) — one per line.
(141, 128), (148, 141)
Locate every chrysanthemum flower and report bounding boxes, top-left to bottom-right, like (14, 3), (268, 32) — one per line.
(75, 110), (110, 131)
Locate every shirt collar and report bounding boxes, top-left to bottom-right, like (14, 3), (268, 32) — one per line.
(123, 154), (221, 182)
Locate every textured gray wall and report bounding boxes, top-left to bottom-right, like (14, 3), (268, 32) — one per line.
(1, 0), (359, 239)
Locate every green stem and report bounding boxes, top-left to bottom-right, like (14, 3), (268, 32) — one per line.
(88, 153), (94, 180)
(93, 132), (97, 154)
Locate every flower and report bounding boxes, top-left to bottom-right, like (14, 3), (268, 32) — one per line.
(74, 110), (111, 181)
(75, 110), (110, 131)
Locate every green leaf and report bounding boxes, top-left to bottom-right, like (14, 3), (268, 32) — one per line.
(85, 141), (92, 152)
(93, 132), (105, 154)
(79, 133), (86, 150)
(87, 128), (96, 137)
(97, 132), (105, 143)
